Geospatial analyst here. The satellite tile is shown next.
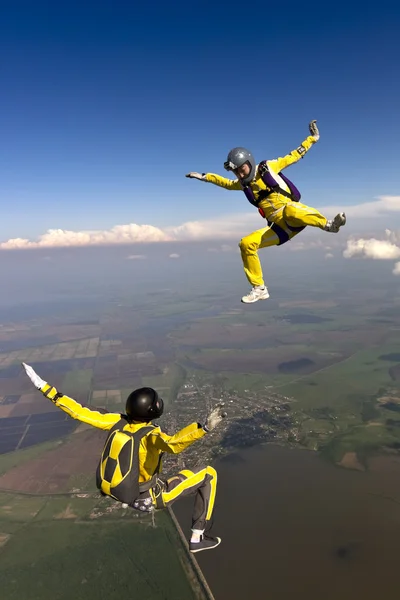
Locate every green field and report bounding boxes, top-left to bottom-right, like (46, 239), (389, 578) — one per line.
(62, 368), (93, 395)
(0, 490), (209, 600)
(0, 509), (202, 600)
(274, 341), (400, 462)
(34, 496), (100, 521)
(0, 492), (47, 532)
(279, 343), (399, 408)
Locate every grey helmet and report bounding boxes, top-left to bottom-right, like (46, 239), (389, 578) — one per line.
(224, 147), (256, 186)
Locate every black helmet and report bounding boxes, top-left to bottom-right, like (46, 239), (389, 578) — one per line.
(224, 147), (256, 186)
(125, 387), (164, 422)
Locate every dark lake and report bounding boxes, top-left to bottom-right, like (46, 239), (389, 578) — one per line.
(173, 444), (400, 600)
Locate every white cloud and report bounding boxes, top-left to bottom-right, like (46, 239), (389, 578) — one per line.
(126, 254), (147, 260)
(0, 215), (255, 250)
(0, 224), (171, 250)
(325, 253), (334, 259)
(343, 229), (400, 276)
(343, 236), (400, 260)
(169, 253), (180, 259)
(2, 195), (400, 251)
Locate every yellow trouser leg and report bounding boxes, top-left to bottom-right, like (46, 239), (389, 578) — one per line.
(283, 201), (328, 229)
(239, 226), (281, 287)
(160, 466), (217, 530)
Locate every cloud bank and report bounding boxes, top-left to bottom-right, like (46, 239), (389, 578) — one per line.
(2, 195), (400, 251)
(1, 224), (171, 250)
(1, 214), (257, 250)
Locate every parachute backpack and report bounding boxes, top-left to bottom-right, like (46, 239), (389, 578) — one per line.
(96, 418), (154, 505)
(242, 160), (301, 210)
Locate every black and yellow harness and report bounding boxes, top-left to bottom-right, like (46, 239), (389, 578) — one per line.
(96, 417), (160, 506)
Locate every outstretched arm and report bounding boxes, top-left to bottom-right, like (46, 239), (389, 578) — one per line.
(268, 120), (320, 172)
(150, 402), (227, 454)
(22, 363), (121, 430)
(186, 171), (242, 190)
(204, 173), (243, 189)
(151, 422), (206, 454)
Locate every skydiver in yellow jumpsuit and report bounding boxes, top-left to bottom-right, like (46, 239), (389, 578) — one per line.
(22, 362), (226, 553)
(186, 120), (346, 304)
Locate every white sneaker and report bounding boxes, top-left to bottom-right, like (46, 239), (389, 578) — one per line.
(325, 212), (346, 233)
(241, 286), (270, 304)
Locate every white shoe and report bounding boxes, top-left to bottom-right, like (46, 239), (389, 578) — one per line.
(325, 212), (346, 233)
(241, 286), (270, 304)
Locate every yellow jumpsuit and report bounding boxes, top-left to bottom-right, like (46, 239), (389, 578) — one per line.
(40, 382), (217, 531)
(205, 135), (328, 287)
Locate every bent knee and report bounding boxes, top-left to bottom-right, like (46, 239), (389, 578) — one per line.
(238, 237), (247, 252)
(206, 465), (217, 479)
(239, 236), (258, 254)
(283, 204), (296, 221)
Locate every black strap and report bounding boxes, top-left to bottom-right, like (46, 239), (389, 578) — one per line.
(42, 387), (64, 403)
(257, 161), (298, 202)
(43, 386), (55, 398)
(257, 186), (295, 202)
(139, 474), (158, 491)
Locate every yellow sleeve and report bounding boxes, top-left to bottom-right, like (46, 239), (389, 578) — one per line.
(40, 383), (121, 430)
(204, 173), (243, 190)
(150, 422), (206, 454)
(268, 135), (317, 172)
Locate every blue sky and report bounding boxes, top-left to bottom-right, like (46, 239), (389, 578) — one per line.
(1, 0), (399, 246)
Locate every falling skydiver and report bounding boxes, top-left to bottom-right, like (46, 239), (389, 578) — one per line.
(186, 120), (347, 304)
(22, 362), (226, 553)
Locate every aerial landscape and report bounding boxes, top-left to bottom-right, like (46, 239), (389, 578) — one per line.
(1, 2), (399, 599)
(1, 245), (400, 598)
